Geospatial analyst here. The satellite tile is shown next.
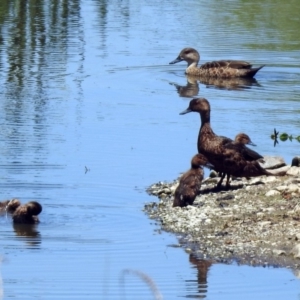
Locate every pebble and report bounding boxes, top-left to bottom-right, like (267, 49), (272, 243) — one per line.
(287, 167), (300, 176)
(291, 244), (300, 259)
(265, 190), (280, 197)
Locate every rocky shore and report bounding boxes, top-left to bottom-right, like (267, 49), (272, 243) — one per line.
(144, 157), (300, 270)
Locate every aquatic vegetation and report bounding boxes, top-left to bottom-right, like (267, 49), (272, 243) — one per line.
(271, 128), (300, 146)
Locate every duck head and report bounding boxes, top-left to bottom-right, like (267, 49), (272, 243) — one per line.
(169, 47), (200, 67)
(235, 133), (256, 146)
(26, 201), (43, 215)
(180, 98), (210, 115)
(191, 153), (214, 169)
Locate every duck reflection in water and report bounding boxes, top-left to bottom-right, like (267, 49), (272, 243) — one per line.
(188, 254), (214, 297)
(199, 76), (260, 91)
(13, 222), (41, 247)
(170, 75), (260, 98)
(170, 75), (199, 98)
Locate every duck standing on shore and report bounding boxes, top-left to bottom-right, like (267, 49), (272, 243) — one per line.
(219, 133), (264, 187)
(173, 153), (213, 207)
(170, 48), (264, 78)
(179, 98), (272, 188)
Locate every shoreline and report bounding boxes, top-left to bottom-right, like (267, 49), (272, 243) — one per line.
(144, 164), (300, 270)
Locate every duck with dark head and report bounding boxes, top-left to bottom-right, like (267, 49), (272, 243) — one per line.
(173, 153), (213, 207)
(179, 98), (273, 189)
(170, 47), (264, 78)
(12, 201), (42, 224)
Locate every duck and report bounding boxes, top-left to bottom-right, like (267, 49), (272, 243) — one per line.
(12, 201), (42, 224)
(220, 133), (264, 187)
(179, 98), (272, 188)
(173, 153), (213, 207)
(170, 48), (264, 78)
(0, 198), (21, 214)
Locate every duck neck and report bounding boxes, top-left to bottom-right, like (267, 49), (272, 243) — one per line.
(186, 61), (198, 69)
(191, 163), (201, 169)
(200, 111), (211, 129)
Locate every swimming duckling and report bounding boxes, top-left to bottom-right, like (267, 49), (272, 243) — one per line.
(0, 199), (21, 214)
(173, 153), (213, 207)
(180, 98), (272, 188)
(170, 48), (264, 78)
(12, 201), (42, 224)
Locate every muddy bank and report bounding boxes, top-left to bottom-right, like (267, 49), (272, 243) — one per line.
(144, 164), (300, 270)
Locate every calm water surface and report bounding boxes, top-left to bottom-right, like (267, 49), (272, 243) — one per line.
(0, 0), (300, 299)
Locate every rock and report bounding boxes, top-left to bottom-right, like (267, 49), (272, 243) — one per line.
(216, 194), (235, 201)
(273, 249), (286, 256)
(209, 170), (218, 178)
(263, 176), (278, 183)
(287, 166), (300, 176)
(287, 184), (300, 193)
(291, 244), (300, 259)
(275, 185), (288, 192)
(260, 156), (286, 169)
(265, 190), (280, 197)
(267, 165), (290, 176)
(202, 177), (219, 184)
(249, 178), (265, 185)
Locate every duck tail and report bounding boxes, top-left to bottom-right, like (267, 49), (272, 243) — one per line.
(247, 65), (265, 78)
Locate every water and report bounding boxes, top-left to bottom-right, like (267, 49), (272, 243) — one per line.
(0, 0), (300, 299)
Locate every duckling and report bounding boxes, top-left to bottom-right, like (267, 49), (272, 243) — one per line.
(12, 201), (42, 224)
(170, 48), (264, 78)
(0, 198), (21, 214)
(173, 153), (213, 207)
(220, 133), (264, 187)
(179, 98), (272, 188)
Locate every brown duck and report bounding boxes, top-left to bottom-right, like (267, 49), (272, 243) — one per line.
(173, 153), (213, 207)
(170, 48), (264, 78)
(219, 133), (264, 187)
(179, 98), (272, 188)
(12, 201), (42, 224)
(0, 199), (21, 214)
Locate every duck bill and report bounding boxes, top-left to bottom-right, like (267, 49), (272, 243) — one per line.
(169, 56), (183, 64)
(179, 107), (192, 115)
(205, 162), (214, 169)
(248, 141), (257, 146)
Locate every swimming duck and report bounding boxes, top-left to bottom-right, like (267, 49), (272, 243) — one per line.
(0, 198), (21, 214)
(179, 98), (272, 188)
(170, 48), (264, 78)
(173, 153), (213, 207)
(12, 201), (42, 224)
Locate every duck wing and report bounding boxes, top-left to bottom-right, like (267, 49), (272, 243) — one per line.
(201, 60), (252, 70)
(223, 141), (263, 161)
